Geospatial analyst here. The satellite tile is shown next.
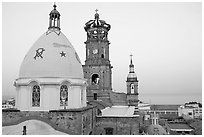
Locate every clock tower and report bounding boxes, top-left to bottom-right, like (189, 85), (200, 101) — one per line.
(83, 10), (112, 104)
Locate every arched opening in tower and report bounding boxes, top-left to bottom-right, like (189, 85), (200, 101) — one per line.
(92, 74), (99, 85)
(101, 54), (104, 58)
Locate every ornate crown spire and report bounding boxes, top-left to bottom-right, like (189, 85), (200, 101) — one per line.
(84, 9), (111, 43)
(48, 3), (61, 30)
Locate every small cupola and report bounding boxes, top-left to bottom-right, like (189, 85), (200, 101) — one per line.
(48, 3), (61, 30)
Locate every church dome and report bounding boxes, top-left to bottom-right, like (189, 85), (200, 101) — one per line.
(146, 124), (167, 135)
(19, 31), (83, 79)
(19, 4), (83, 79)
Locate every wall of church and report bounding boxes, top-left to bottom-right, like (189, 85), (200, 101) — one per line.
(68, 86), (82, 108)
(2, 106), (96, 135)
(16, 84), (86, 111)
(94, 116), (139, 135)
(43, 85), (60, 110)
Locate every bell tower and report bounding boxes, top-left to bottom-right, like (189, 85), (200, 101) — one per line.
(82, 10), (112, 103)
(126, 55), (139, 107)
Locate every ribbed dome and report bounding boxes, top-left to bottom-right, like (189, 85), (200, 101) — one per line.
(19, 30), (84, 79)
(146, 125), (167, 135)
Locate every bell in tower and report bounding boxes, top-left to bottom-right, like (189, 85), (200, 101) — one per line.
(83, 10), (112, 105)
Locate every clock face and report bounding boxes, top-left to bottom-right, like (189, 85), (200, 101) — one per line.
(93, 49), (98, 54)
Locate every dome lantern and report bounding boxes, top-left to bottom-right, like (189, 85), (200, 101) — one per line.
(48, 3), (61, 31)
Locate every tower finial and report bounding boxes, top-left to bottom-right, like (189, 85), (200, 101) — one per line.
(94, 9), (99, 20)
(53, 2), (56, 10)
(130, 54), (133, 65)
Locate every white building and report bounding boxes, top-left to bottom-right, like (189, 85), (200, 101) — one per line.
(178, 103), (202, 119)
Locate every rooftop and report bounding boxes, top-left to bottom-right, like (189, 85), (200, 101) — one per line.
(101, 106), (139, 117)
(168, 123), (193, 131)
(151, 105), (180, 111)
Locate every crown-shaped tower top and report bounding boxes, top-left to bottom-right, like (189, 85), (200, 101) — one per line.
(84, 9), (111, 43)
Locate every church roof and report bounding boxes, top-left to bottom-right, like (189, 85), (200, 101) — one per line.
(101, 106), (139, 117)
(19, 31), (84, 79)
(168, 123), (193, 131)
(151, 105), (180, 111)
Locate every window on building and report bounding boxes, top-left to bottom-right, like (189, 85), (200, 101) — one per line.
(94, 93), (97, 100)
(188, 112), (192, 115)
(101, 54), (104, 58)
(32, 85), (40, 107)
(105, 128), (113, 135)
(153, 127), (159, 135)
(131, 84), (134, 94)
(60, 85), (68, 107)
(92, 74), (99, 85)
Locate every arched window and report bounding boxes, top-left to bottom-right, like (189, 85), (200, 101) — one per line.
(60, 85), (68, 107)
(101, 54), (104, 58)
(131, 83), (134, 94)
(32, 85), (40, 107)
(92, 74), (99, 85)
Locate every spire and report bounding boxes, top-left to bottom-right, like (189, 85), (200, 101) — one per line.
(95, 9), (99, 20)
(130, 54), (133, 65)
(129, 54), (134, 73)
(53, 2), (56, 10)
(48, 3), (61, 30)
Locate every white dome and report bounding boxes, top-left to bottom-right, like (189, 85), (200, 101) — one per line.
(19, 30), (83, 79)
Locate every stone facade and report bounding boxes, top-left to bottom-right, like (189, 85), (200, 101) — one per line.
(2, 106), (96, 135)
(82, 11), (112, 104)
(95, 116), (139, 135)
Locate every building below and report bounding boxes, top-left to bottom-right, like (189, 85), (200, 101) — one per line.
(166, 121), (194, 135)
(178, 102), (202, 119)
(95, 106), (139, 135)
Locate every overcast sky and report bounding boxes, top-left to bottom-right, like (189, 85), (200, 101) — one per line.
(2, 2), (202, 104)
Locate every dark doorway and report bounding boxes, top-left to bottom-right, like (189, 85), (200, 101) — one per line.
(105, 128), (113, 135)
(94, 93), (97, 100)
(22, 126), (27, 135)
